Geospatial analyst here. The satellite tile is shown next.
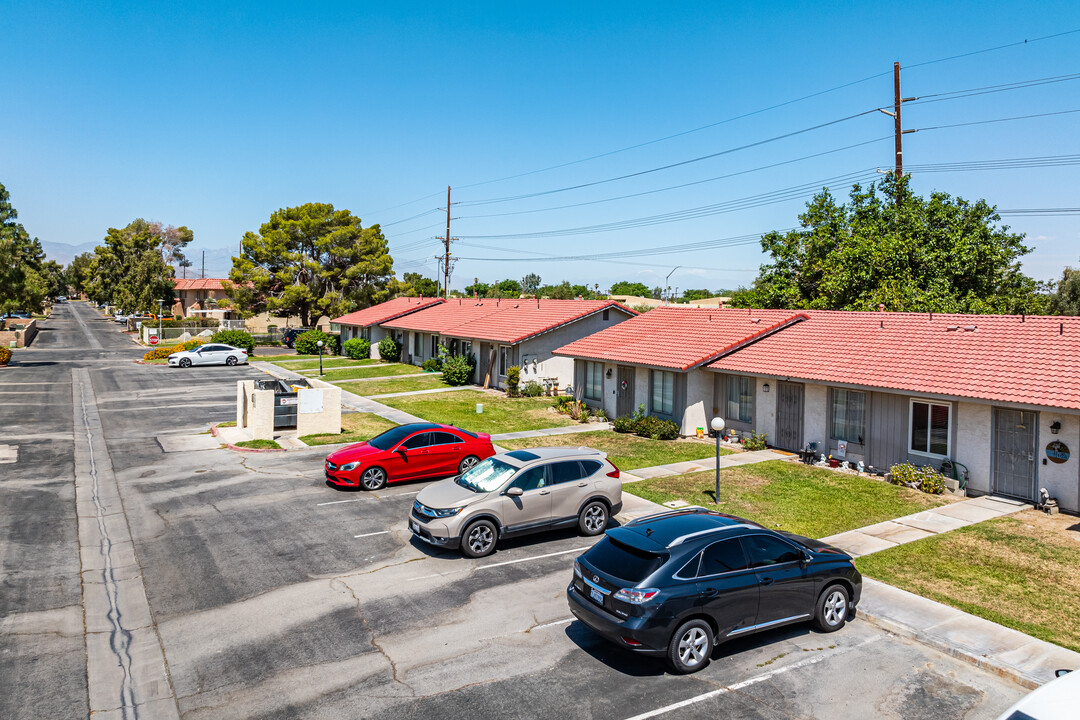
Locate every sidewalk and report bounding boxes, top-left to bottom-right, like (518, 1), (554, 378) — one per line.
(620, 448), (792, 483)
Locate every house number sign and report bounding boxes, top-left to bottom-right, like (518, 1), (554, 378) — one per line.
(1046, 440), (1070, 464)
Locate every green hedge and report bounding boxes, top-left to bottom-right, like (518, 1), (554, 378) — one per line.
(296, 330), (339, 356)
(343, 337), (371, 359)
(211, 329), (255, 355)
(378, 336), (401, 362)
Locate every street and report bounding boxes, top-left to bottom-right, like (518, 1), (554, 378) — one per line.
(1, 302), (1029, 719)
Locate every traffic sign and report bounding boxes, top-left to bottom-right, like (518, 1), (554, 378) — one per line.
(149, 335), (159, 345)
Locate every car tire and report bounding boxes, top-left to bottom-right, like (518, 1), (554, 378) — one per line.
(179, 358), (192, 368)
(226, 356), (238, 366)
(813, 584), (850, 632)
(461, 519), (497, 558)
(578, 500), (608, 536)
(360, 467), (388, 491)
(458, 455), (480, 474)
(667, 619), (714, 674)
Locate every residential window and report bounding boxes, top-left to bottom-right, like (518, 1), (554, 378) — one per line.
(602, 309), (610, 321)
(462, 340), (472, 358)
(651, 370), (674, 417)
(910, 401), (951, 456)
(413, 332), (421, 357)
(499, 345), (510, 375)
(431, 334), (439, 358)
(725, 376), (753, 424)
(584, 362), (603, 401)
(831, 389), (866, 444)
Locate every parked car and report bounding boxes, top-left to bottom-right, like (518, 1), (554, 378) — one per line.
(282, 327), (312, 349)
(409, 447), (622, 558)
(113, 312), (129, 323)
(3, 311), (33, 319)
(325, 423), (495, 491)
(567, 508), (862, 674)
(167, 343), (248, 368)
(994, 668), (1077, 720)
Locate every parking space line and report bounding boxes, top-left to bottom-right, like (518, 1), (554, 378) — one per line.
(478, 546), (590, 571)
(317, 499), (362, 506)
(622, 636), (881, 720)
(353, 531), (391, 538)
(533, 618), (574, 630)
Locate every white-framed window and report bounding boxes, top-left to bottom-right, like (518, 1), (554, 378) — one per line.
(499, 345), (510, 375)
(651, 370), (674, 417)
(584, 361), (603, 401)
(831, 389), (866, 444)
(910, 400), (951, 457)
(726, 375), (754, 424)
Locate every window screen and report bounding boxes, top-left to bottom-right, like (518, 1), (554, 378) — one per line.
(651, 371), (674, 416)
(585, 361), (603, 401)
(726, 376), (753, 423)
(831, 389), (866, 444)
(911, 401), (950, 455)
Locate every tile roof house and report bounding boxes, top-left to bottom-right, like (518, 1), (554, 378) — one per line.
(172, 278), (230, 317)
(555, 307), (1080, 513)
(332, 297), (445, 358)
(378, 297), (637, 389)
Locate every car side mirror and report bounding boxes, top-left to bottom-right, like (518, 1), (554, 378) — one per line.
(800, 551), (811, 567)
(505, 486), (523, 497)
(1055, 669), (1072, 678)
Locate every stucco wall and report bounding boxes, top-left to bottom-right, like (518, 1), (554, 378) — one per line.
(1037, 411), (1079, 513)
(803, 383), (828, 452)
(756, 378), (777, 442)
(601, 362), (619, 418)
(681, 369), (713, 437)
(955, 402), (992, 496)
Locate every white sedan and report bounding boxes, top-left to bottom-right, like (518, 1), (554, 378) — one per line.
(994, 669), (1077, 720)
(168, 344), (249, 368)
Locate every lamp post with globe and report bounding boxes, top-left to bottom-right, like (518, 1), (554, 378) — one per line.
(316, 340), (324, 376)
(711, 417), (725, 504)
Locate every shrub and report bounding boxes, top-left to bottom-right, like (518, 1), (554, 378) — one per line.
(888, 463), (946, 495)
(442, 354), (473, 386)
(554, 395), (574, 413)
(521, 380), (543, 397)
(743, 432), (769, 451)
(595, 408), (607, 422)
(343, 338), (371, 360)
(295, 329), (338, 356)
(613, 416), (636, 433)
(506, 365), (521, 397)
(378, 336), (401, 362)
(180, 338), (207, 351)
(211, 329), (255, 355)
(634, 416), (679, 440)
(579, 405), (592, 423)
(422, 358), (440, 372)
(0, 346), (10, 365)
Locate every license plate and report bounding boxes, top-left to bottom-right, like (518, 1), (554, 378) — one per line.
(410, 521), (420, 533)
(590, 587), (603, 605)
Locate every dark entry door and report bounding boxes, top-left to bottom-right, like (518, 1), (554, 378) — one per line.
(992, 408), (1037, 501)
(774, 382), (804, 451)
(616, 366), (635, 418)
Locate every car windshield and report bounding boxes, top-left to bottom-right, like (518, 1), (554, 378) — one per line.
(455, 458), (517, 493)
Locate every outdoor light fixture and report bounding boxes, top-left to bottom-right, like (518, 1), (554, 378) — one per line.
(606, 368), (612, 378)
(711, 417), (726, 506)
(1050, 421), (1061, 435)
(762, 383), (770, 393)
(316, 340), (324, 376)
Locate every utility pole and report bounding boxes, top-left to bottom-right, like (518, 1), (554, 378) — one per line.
(201, 250), (205, 279)
(435, 186), (458, 298)
(878, 62), (917, 203)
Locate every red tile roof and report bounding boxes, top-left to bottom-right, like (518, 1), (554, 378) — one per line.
(709, 311), (1080, 410)
(331, 296), (445, 327)
(173, 278), (228, 291)
(553, 306), (807, 371)
(383, 298), (636, 344)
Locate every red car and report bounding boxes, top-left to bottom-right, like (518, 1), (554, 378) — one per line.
(324, 423), (496, 491)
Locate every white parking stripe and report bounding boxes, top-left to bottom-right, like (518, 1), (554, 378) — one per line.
(478, 546), (590, 571)
(533, 618), (574, 630)
(621, 636), (881, 720)
(317, 499), (362, 506)
(353, 531), (391, 538)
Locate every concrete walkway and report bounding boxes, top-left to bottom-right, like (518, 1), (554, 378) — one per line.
(320, 372), (430, 385)
(621, 448), (792, 482)
(367, 385), (476, 399)
(490, 422), (613, 441)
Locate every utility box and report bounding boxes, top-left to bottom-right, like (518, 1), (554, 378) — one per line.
(237, 378), (341, 440)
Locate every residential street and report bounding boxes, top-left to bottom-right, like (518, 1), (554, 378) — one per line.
(1, 302), (1031, 719)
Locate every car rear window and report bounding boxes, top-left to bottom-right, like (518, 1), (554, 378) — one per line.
(580, 460), (603, 476)
(584, 537), (667, 583)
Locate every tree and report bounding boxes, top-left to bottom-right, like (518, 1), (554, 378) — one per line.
(521, 273), (541, 294)
(609, 281), (651, 297)
(0, 182), (48, 312)
(84, 219), (176, 311)
(226, 203), (393, 326)
(464, 281), (490, 297)
(398, 272), (440, 297)
(493, 279), (522, 297)
(731, 174), (1048, 314)
(66, 252), (94, 295)
(1049, 267), (1080, 315)
(538, 281), (574, 299)
(682, 289), (712, 301)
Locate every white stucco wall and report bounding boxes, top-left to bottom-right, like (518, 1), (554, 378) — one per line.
(601, 362), (618, 419)
(955, 402), (992, 496)
(803, 383), (828, 451)
(756, 378), (777, 441)
(1038, 411), (1080, 513)
(681, 369), (713, 437)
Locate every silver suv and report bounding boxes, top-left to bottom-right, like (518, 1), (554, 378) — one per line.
(409, 447), (623, 558)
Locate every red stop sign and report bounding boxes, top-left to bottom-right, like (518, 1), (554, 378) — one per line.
(149, 335), (159, 345)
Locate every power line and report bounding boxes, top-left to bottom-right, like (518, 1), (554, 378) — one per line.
(998, 207), (1080, 216)
(379, 208), (442, 227)
(917, 108), (1080, 132)
(906, 72), (1080, 107)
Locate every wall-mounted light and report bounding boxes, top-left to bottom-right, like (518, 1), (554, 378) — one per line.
(1050, 420), (1062, 435)
(762, 383), (770, 393)
(606, 368), (613, 378)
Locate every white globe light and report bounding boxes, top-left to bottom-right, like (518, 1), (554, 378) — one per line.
(316, 340), (324, 347)
(711, 417), (725, 432)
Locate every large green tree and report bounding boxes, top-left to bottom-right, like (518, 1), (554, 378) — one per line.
(1048, 267), (1080, 315)
(730, 175), (1047, 314)
(0, 182), (48, 312)
(84, 219), (176, 311)
(226, 203), (392, 326)
(609, 280), (651, 297)
(396, 272), (440, 297)
(66, 252), (95, 296)
(521, 273), (542, 294)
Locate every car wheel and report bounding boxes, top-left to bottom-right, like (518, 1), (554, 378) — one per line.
(360, 467), (387, 491)
(458, 455), (480, 474)
(813, 584), (850, 632)
(179, 358), (192, 368)
(461, 519), (497, 558)
(667, 619), (714, 674)
(226, 356), (238, 366)
(578, 500), (608, 536)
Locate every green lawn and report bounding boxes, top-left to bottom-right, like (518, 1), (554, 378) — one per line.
(857, 511), (1080, 653)
(301, 363), (423, 381)
(273, 357), (381, 371)
(380, 390), (577, 435)
(233, 439), (281, 450)
(300, 412), (399, 447)
(625, 460), (953, 539)
(338, 374), (450, 396)
(499, 430), (731, 471)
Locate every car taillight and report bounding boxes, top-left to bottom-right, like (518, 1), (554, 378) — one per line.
(573, 561), (582, 578)
(614, 588), (659, 604)
(606, 460), (620, 478)
(621, 636), (643, 647)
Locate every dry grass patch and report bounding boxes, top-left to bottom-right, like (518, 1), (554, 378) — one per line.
(857, 510), (1080, 652)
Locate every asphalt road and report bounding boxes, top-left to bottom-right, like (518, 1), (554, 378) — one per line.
(0, 302), (1030, 719)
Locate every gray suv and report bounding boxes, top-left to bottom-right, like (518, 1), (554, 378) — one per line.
(410, 447), (623, 558)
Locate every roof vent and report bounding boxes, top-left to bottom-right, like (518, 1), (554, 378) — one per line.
(750, 318), (761, 324)
(963, 325), (977, 332)
(513, 304), (519, 308)
(946, 325), (959, 331)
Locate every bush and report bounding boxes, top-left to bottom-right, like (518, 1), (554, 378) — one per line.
(0, 346), (10, 365)
(635, 416), (679, 440)
(342, 338), (371, 360)
(378, 336), (401, 362)
(613, 416), (636, 433)
(295, 329), (338, 356)
(506, 365), (521, 397)
(743, 432), (769, 451)
(595, 408), (607, 422)
(180, 338), (207, 351)
(422, 358), (440, 372)
(159, 317), (220, 328)
(521, 380), (543, 397)
(442, 355), (473, 386)
(888, 463), (946, 495)
(211, 329), (255, 355)
(554, 395), (574, 413)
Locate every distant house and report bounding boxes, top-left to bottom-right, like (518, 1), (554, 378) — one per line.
(173, 278), (230, 318)
(379, 297), (637, 390)
(331, 297), (446, 358)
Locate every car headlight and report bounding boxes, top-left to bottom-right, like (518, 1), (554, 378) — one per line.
(339, 462), (360, 471)
(429, 506), (463, 518)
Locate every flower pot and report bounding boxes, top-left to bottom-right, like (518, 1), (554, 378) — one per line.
(828, 458), (839, 468)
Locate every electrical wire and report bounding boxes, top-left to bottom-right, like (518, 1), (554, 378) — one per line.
(380, 208), (442, 228)
(997, 208), (1080, 216)
(917, 108), (1080, 132)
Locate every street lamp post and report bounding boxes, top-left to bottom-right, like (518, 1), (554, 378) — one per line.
(316, 340), (324, 376)
(156, 299), (165, 345)
(711, 417), (725, 504)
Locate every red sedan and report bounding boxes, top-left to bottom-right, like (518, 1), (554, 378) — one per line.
(324, 423), (496, 491)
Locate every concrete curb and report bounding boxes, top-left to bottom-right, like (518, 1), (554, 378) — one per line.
(212, 423), (287, 453)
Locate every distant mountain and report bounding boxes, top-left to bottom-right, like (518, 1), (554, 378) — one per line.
(40, 240), (237, 279)
(40, 240), (98, 266)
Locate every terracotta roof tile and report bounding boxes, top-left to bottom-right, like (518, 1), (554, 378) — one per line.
(331, 297), (444, 327)
(173, 278), (228, 291)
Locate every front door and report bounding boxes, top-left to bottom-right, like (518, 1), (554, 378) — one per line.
(775, 382), (804, 451)
(992, 408), (1038, 501)
(616, 366), (635, 418)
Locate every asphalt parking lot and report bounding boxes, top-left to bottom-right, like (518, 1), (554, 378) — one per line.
(1, 302), (1029, 719)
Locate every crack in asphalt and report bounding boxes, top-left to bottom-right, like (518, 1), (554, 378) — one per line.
(331, 578), (418, 697)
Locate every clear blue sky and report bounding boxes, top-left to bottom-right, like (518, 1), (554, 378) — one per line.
(4, 1), (1079, 293)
